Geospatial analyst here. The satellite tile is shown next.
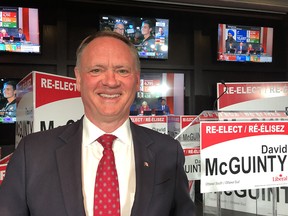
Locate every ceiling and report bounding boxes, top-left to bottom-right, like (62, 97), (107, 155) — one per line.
(131, 0), (288, 14)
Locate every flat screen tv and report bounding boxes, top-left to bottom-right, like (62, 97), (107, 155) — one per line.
(0, 6), (40, 54)
(100, 15), (169, 59)
(217, 23), (273, 63)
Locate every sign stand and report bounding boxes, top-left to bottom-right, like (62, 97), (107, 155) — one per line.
(176, 110), (288, 216)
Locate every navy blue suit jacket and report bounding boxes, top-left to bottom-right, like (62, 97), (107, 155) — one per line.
(158, 105), (170, 115)
(0, 118), (195, 216)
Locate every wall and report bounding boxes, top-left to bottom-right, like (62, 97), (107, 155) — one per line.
(0, 0), (287, 116)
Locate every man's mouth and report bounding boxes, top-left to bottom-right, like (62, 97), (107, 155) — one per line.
(99, 93), (120, 98)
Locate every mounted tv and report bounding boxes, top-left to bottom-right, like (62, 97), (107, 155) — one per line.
(0, 6), (40, 54)
(100, 15), (169, 59)
(217, 23), (273, 63)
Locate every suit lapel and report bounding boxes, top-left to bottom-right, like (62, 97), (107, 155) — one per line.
(56, 120), (86, 216)
(130, 122), (155, 216)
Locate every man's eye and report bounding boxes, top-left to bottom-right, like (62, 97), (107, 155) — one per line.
(90, 69), (101, 75)
(118, 69), (130, 76)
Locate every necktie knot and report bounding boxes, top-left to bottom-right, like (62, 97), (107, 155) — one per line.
(97, 134), (117, 149)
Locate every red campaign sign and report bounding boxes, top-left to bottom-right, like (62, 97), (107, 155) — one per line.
(0, 164), (7, 185)
(181, 116), (197, 128)
(130, 116), (167, 124)
(0, 153), (12, 165)
(201, 121), (288, 149)
(183, 147), (200, 156)
(35, 72), (81, 108)
(217, 82), (288, 109)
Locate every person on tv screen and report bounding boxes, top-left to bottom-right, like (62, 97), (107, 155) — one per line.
(0, 31), (196, 216)
(155, 26), (165, 38)
(227, 42), (236, 54)
(139, 100), (150, 115)
(16, 28), (26, 41)
(140, 20), (155, 53)
(131, 30), (143, 45)
(225, 29), (236, 52)
(113, 21), (125, 36)
(0, 29), (9, 40)
(247, 43), (255, 54)
(0, 81), (17, 117)
(236, 42), (247, 54)
(257, 43), (265, 54)
(158, 98), (170, 115)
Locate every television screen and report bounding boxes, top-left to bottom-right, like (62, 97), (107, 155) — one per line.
(0, 6), (40, 54)
(100, 15), (169, 59)
(0, 78), (19, 124)
(217, 24), (273, 63)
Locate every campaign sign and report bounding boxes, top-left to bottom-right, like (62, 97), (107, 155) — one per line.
(16, 71), (84, 147)
(217, 82), (288, 111)
(201, 121), (288, 193)
(0, 154), (12, 185)
(130, 116), (168, 134)
(0, 164), (6, 185)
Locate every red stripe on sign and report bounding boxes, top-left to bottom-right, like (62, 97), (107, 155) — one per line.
(201, 121), (288, 149)
(35, 73), (81, 108)
(183, 147), (200, 156)
(218, 82), (288, 109)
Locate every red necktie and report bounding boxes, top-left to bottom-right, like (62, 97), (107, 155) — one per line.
(94, 134), (120, 216)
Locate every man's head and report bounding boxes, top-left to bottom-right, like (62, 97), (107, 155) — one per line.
(1, 29), (7, 35)
(228, 30), (234, 38)
(3, 81), (16, 100)
(113, 22), (125, 36)
(141, 20), (153, 38)
(18, 28), (23, 34)
(158, 27), (164, 35)
(74, 31), (140, 130)
(161, 99), (166, 106)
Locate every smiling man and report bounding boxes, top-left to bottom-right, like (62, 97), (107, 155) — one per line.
(0, 31), (196, 216)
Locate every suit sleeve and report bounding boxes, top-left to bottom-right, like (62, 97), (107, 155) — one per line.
(0, 138), (30, 215)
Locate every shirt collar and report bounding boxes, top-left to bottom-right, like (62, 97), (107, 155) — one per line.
(83, 115), (131, 146)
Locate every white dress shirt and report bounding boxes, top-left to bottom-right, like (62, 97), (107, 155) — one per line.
(81, 116), (136, 216)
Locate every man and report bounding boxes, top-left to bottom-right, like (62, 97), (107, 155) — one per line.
(225, 29), (236, 53)
(140, 20), (155, 53)
(0, 31), (196, 216)
(16, 28), (26, 41)
(155, 26), (165, 38)
(237, 42), (247, 54)
(227, 42), (236, 54)
(0, 81), (17, 117)
(158, 98), (170, 115)
(113, 21), (125, 36)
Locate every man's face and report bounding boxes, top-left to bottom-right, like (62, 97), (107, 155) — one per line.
(3, 84), (15, 99)
(74, 37), (140, 125)
(141, 23), (151, 36)
(158, 27), (163, 34)
(114, 24), (125, 36)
